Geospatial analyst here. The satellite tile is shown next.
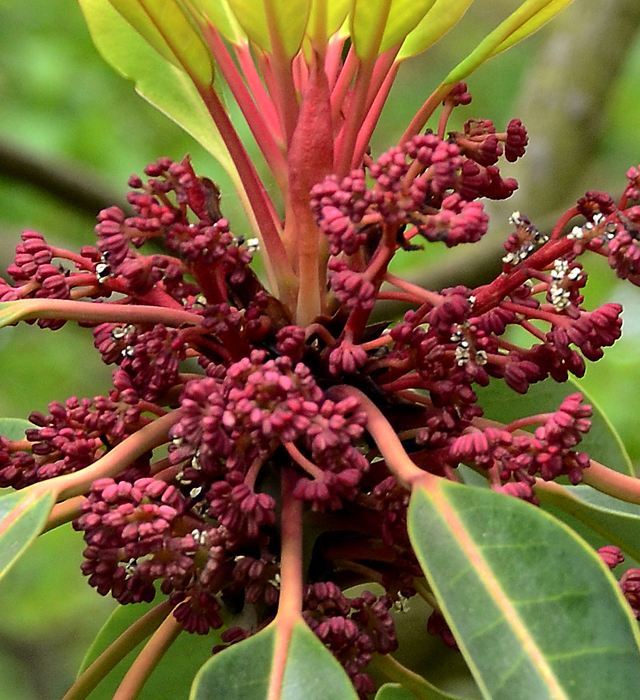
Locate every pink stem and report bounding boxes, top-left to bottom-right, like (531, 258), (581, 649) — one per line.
(582, 460), (640, 505)
(353, 59), (399, 169)
(400, 83), (452, 147)
(112, 609), (183, 700)
(327, 385), (427, 487)
(268, 467), (304, 700)
(202, 27), (288, 187)
(235, 44), (283, 144)
(5, 298), (202, 328)
(334, 55), (376, 177)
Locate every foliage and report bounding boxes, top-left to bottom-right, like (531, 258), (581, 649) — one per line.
(2, 1), (640, 699)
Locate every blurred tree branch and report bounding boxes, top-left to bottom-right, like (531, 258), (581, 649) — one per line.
(0, 139), (127, 218)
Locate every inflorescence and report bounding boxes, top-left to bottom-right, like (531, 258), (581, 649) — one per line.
(2, 85), (640, 695)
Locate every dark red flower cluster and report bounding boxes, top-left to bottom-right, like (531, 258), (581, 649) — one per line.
(5, 84), (640, 693)
(73, 476), (226, 633)
(450, 393), (592, 485)
(302, 583), (398, 696)
(0, 394), (147, 489)
(310, 96), (524, 258)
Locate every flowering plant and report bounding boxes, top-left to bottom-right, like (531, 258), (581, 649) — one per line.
(2, 0), (640, 698)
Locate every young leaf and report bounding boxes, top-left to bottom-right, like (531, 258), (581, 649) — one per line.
(409, 478), (640, 700)
(190, 619), (359, 700)
(224, 0), (312, 57)
(396, 0), (472, 61)
(307, 0), (350, 47)
(107, 0), (214, 86)
(0, 488), (55, 581)
(442, 0), (575, 86)
(78, 0), (239, 181)
(350, 0), (438, 59)
(475, 378), (634, 476)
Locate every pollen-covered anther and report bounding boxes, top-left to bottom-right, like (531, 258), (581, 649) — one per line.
(95, 261), (112, 284)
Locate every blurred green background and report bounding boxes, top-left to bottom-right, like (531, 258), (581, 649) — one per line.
(1, 0), (640, 698)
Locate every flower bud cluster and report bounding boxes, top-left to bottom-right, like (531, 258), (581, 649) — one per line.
(73, 476), (226, 632)
(302, 582), (398, 695)
(6, 114), (640, 694)
(450, 393), (592, 484)
(310, 93), (525, 258)
(0, 394), (145, 489)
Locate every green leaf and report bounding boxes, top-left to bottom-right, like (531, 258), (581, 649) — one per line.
(375, 681), (473, 700)
(187, 0), (248, 46)
(107, 0), (214, 86)
(78, 0), (238, 179)
(373, 669), (475, 700)
(307, 0), (350, 47)
(442, 0), (575, 86)
(376, 684), (422, 700)
(475, 378), (634, 476)
(380, 0), (439, 56)
(79, 598), (220, 700)
(191, 619), (359, 700)
(487, 0), (576, 58)
(225, 0), (311, 57)
(397, 0), (472, 61)
(0, 418), (33, 441)
(409, 479), (640, 700)
(351, 0), (438, 60)
(0, 488), (55, 582)
(537, 483), (640, 563)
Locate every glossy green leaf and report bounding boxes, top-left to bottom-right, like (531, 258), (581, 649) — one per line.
(225, 0), (311, 57)
(0, 488), (55, 582)
(79, 598), (220, 700)
(79, 0), (238, 178)
(107, 0), (214, 86)
(397, 0), (472, 61)
(0, 418), (32, 441)
(475, 378), (634, 476)
(409, 479), (640, 700)
(191, 619), (358, 700)
(442, 0), (575, 86)
(537, 483), (640, 563)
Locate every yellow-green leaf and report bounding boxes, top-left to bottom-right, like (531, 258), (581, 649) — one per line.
(488, 0), (576, 58)
(397, 0), (473, 61)
(108, 0), (214, 86)
(443, 0), (575, 86)
(307, 0), (350, 47)
(225, 0), (312, 58)
(79, 0), (239, 185)
(186, 0), (248, 46)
